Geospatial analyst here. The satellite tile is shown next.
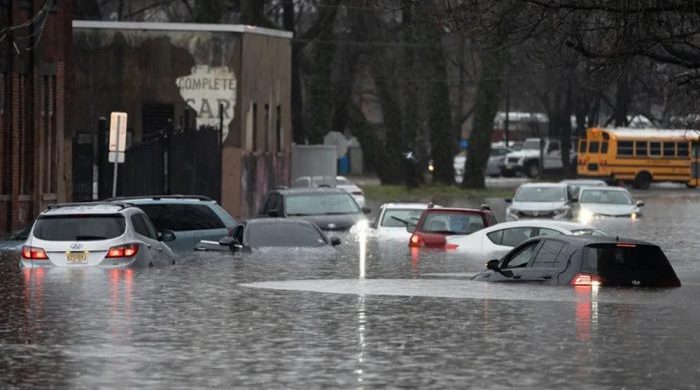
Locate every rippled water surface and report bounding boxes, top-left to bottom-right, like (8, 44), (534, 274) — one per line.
(2, 187), (700, 388)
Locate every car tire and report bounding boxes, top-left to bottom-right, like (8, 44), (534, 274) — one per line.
(633, 172), (652, 190)
(526, 161), (541, 178)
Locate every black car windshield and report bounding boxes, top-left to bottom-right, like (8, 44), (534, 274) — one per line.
(246, 223), (326, 247)
(381, 209), (424, 227)
(580, 190), (632, 205)
(515, 187), (567, 202)
(33, 214), (126, 241)
(285, 193), (360, 216)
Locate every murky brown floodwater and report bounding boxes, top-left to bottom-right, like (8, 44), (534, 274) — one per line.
(1, 186), (699, 388)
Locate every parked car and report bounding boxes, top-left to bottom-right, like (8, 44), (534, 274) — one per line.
(336, 176), (366, 207)
(108, 195), (237, 251)
(560, 179), (607, 199)
(445, 220), (606, 262)
(505, 183), (574, 221)
(371, 203), (432, 240)
(576, 187), (644, 224)
(0, 224), (32, 259)
(259, 187), (370, 231)
(454, 145), (512, 183)
(21, 202), (176, 268)
(473, 235), (681, 287)
(500, 138), (576, 178)
(408, 206), (498, 248)
(195, 218), (340, 255)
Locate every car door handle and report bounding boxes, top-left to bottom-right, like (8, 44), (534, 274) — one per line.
(542, 275), (552, 280)
(156, 246), (163, 252)
(146, 244), (152, 249)
(513, 274), (521, 279)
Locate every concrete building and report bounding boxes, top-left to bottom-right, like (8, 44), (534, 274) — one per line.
(70, 21), (292, 218)
(0, 0), (72, 235)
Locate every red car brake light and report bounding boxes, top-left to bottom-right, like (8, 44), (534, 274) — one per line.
(106, 244), (140, 258)
(21, 246), (49, 260)
(571, 273), (604, 287)
(409, 234), (424, 248)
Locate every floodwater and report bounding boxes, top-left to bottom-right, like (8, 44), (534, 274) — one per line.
(2, 187), (700, 388)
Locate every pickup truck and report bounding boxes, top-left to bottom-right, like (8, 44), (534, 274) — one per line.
(500, 138), (576, 178)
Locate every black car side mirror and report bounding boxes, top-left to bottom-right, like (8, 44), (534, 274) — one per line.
(486, 259), (500, 270)
(636, 201), (645, 207)
(330, 237), (341, 246)
(158, 229), (176, 242)
(504, 198), (512, 203)
(486, 259), (513, 277)
(267, 209), (280, 217)
(361, 207), (372, 215)
(219, 236), (242, 251)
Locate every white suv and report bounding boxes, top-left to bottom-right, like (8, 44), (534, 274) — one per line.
(21, 202), (176, 268)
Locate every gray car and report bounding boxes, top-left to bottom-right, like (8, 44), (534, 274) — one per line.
(506, 183), (574, 221)
(575, 187), (644, 224)
(108, 195), (237, 251)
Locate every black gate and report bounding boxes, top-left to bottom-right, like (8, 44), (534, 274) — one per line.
(118, 127), (222, 201)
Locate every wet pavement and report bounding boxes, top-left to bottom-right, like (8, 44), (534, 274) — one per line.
(2, 186), (700, 388)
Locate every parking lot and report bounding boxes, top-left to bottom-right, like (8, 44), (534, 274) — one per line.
(1, 185), (699, 388)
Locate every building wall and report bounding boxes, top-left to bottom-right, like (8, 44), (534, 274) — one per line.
(0, 0), (71, 235)
(221, 32), (292, 218)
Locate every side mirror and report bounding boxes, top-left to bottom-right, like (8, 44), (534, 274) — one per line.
(158, 229), (176, 242)
(569, 197), (579, 203)
(406, 225), (416, 233)
(361, 207), (372, 215)
(636, 201), (645, 207)
(219, 236), (243, 251)
(330, 237), (341, 246)
(267, 209), (280, 217)
(486, 259), (500, 271)
(504, 198), (512, 204)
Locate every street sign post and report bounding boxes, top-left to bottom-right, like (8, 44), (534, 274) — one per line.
(108, 112), (127, 197)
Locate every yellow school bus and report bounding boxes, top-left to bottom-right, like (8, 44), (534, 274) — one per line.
(577, 127), (700, 189)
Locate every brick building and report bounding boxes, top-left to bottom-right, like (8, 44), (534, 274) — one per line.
(0, 0), (72, 235)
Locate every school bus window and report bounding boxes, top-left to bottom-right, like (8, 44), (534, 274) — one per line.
(649, 142), (661, 157)
(635, 141), (648, 157)
(618, 141), (633, 156)
(678, 142), (689, 157)
(579, 141), (587, 153)
(601, 142), (608, 153)
(589, 141), (599, 153)
(663, 142), (676, 157)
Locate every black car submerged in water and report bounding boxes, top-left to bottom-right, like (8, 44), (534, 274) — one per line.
(474, 235), (681, 287)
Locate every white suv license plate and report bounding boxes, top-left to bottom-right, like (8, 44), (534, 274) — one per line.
(66, 251), (88, 264)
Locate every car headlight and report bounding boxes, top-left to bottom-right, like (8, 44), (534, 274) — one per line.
(506, 207), (519, 219)
(555, 206), (571, 217)
(578, 208), (594, 224)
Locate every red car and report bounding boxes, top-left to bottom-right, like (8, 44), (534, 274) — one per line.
(408, 206), (497, 248)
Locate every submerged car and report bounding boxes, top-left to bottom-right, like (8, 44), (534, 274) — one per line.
(473, 235), (680, 287)
(408, 206), (498, 248)
(560, 179), (607, 198)
(576, 187), (644, 224)
(506, 183), (574, 221)
(371, 203), (431, 240)
(195, 218), (340, 256)
(21, 202), (176, 268)
(445, 220), (606, 262)
(108, 195), (237, 251)
(259, 187), (370, 231)
(336, 176), (366, 208)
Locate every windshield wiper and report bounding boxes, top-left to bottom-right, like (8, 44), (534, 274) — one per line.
(390, 216), (416, 226)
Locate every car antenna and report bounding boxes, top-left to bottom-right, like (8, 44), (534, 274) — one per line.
(616, 235), (619, 241)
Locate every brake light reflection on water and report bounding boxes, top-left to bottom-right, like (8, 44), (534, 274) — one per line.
(575, 285), (599, 342)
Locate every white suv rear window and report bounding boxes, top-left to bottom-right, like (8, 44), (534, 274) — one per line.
(33, 214), (126, 241)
